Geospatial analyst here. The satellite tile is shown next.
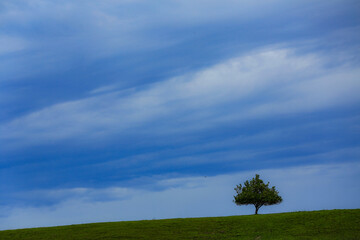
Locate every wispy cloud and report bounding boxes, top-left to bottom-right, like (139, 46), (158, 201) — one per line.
(0, 35), (28, 55)
(1, 47), (359, 150)
(1, 162), (359, 230)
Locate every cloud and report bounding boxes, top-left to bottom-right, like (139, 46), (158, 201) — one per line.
(0, 35), (28, 55)
(1, 47), (359, 150)
(3, 0), (271, 60)
(1, 0), (358, 127)
(1, 162), (359, 230)
(1, 0), (357, 80)
(7, 187), (143, 208)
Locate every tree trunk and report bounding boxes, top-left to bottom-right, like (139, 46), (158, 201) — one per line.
(255, 206), (259, 215)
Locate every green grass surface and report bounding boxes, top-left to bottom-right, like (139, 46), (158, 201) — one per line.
(1, 209), (359, 239)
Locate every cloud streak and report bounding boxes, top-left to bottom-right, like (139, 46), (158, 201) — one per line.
(1, 47), (359, 150)
(1, 162), (359, 230)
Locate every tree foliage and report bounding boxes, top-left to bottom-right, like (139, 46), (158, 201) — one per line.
(233, 174), (282, 214)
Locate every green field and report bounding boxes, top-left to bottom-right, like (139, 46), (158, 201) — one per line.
(1, 209), (359, 239)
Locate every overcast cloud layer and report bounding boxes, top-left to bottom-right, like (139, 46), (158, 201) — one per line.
(1, 0), (360, 230)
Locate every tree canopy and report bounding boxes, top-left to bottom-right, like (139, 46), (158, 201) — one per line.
(233, 174), (282, 214)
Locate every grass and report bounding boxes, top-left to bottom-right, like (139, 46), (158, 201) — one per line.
(0, 209), (359, 239)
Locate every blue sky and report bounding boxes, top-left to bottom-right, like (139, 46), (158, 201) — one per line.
(1, 0), (360, 229)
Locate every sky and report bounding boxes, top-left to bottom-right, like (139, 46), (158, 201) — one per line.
(1, 0), (360, 230)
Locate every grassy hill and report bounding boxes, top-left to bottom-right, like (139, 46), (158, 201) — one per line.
(0, 209), (359, 239)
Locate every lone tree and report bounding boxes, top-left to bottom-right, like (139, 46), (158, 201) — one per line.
(233, 174), (282, 215)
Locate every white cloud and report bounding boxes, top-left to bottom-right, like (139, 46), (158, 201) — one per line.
(16, 187), (142, 204)
(0, 0), (293, 27)
(1, 0), (356, 81)
(0, 36), (28, 55)
(1, 47), (359, 149)
(4, 0), (270, 59)
(1, 162), (359, 230)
